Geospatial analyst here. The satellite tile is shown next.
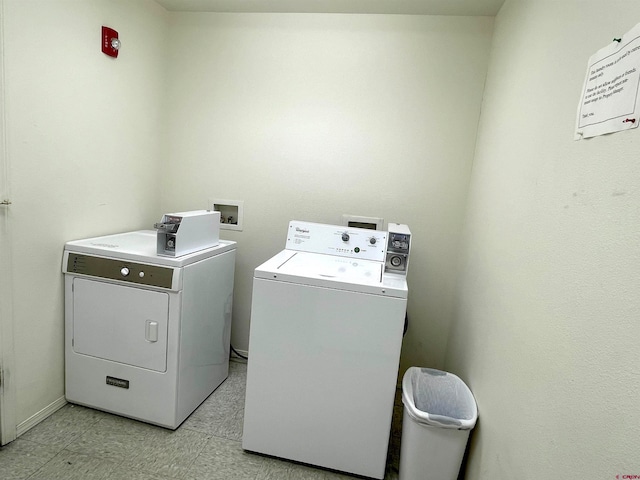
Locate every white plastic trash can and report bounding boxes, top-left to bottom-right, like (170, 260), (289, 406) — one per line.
(399, 367), (478, 480)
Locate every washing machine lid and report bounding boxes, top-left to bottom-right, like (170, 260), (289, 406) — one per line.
(255, 250), (407, 298)
(64, 230), (235, 267)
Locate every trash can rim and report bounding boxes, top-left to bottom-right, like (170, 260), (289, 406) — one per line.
(401, 366), (478, 430)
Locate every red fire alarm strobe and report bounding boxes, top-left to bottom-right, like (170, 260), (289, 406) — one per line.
(102, 26), (120, 58)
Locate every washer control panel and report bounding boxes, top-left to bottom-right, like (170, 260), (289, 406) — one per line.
(286, 221), (387, 262)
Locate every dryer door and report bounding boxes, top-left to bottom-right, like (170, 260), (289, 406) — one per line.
(72, 278), (169, 372)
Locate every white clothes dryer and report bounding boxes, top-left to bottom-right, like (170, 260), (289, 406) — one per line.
(242, 221), (408, 479)
(62, 230), (236, 429)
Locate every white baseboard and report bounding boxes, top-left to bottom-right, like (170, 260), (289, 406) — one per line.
(17, 396), (67, 437)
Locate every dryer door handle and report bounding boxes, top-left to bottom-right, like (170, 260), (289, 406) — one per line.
(145, 320), (159, 342)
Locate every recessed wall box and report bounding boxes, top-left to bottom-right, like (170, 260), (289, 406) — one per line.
(385, 223), (411, 275)
(341, 214), (384, 230)
(210, 199), (244, 231)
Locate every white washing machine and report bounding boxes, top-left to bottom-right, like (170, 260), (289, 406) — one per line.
(62, 230), (236, 429)
(242, 221), (408, 479)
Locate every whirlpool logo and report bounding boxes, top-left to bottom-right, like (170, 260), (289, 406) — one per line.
(295, 227), (310, 234)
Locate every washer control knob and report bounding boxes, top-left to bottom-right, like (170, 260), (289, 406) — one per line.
(342, 232), (350, 242)
(120, 267), (130, 277)
(369, 237), (377, 245)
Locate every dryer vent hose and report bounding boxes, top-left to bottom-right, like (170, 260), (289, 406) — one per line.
(231, 344), (248, 360)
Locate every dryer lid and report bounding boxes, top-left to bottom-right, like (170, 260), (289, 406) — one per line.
(64, 230), (236, 267)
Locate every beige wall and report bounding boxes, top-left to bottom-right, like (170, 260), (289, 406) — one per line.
(2, 0), (167, 427)
(160, 12), (494, 373)
(446, 1), (640, 478)
(6, 1), (638, 476)
(2, 2), (494, 434)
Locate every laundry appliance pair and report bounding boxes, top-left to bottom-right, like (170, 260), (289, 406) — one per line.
(63, 212), (412, 479)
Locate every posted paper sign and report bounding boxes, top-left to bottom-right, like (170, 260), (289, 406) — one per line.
(575, 23), (640, 139)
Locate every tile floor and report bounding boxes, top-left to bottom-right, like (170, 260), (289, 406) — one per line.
(0, 360), (403, 480)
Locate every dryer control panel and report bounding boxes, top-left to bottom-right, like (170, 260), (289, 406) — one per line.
(286, 221), (387, 262)
(64, 253), (175, 289)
